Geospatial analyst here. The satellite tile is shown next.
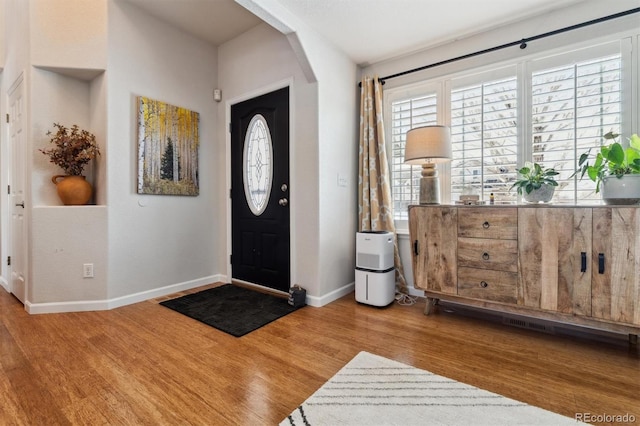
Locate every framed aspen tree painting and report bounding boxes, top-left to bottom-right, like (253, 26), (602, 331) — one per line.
(137, 96), (200, 195)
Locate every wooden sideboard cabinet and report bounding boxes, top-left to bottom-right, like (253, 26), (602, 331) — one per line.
(408, 205), (640, 339)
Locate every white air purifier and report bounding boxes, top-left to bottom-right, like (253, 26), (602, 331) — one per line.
(355, 231), (395, 307)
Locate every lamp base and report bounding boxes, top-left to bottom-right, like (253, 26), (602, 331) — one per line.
(419, 163), (440, 204)
(419, 176), (440, 204)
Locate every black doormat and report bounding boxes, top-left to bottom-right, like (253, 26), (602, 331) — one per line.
(160, 284), (301, 337)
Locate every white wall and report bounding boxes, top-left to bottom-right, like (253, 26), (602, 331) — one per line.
(30, 0), (107, 70)
(29, 69), (109, 306)
(1, 0), (29, 85)
(25, 1), (108, 307)
(311, 39), (359, 301)
(220, 4), (359, 305)
(0, 0), (5, 70)
(289, 20), (362, 304)
(31, 206), (108, 303)
(106, 0), (219, 299)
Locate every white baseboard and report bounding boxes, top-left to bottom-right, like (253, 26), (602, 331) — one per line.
(304, 282), (422, 307)
(407, 286), (425, 298)
(306, 281), (355, 307)
(23, 275), (363, 313)
(0, 276), (9, 293)
(25, 274), (226, 315)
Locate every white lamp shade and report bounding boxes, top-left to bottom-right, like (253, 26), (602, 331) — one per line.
(404, 125), (452, 165)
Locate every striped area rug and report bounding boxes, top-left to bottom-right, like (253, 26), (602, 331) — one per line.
(281, 351), (584, 426)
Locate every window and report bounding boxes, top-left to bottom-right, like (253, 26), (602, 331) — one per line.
(243, 114), (273, 216)
(386, 38), (630, 223)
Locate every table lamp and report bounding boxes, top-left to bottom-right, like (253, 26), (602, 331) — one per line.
(404, 125), (452, 204)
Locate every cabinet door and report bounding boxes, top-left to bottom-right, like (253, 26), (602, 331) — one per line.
(409, 206), (457, 294)
(592, 208), (640, 326)
(518, 208), (592, 316)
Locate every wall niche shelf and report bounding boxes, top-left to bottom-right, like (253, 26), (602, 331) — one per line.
(33, 65), (105, 81)
(32, 66), (107, 207)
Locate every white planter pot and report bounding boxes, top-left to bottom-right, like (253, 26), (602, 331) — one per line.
(601, 175), (640, 205)
(522, 184), (555, 204)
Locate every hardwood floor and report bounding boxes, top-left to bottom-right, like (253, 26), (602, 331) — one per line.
(1, 283), (638, 425)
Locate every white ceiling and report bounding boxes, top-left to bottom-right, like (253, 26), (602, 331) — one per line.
(124, 0), (587, 66)
(123, 0), (262, 46)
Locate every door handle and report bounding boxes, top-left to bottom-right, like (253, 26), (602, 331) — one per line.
(278, 198), (288, 207)
(15, 202), (24, 208)
(598, 253), (605, 274)
(580, 252), (586, 272)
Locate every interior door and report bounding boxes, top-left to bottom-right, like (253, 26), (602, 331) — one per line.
(8, 74), (27, 303)
(230, 87), (290, 292)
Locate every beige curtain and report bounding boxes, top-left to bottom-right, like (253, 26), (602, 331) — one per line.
(358, 75), (408, 295)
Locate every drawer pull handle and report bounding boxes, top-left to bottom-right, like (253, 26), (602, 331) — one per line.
(580, 252), (587, 272)
(482, 221), (490, 229)
(482, 252), (490, 261)
(480, 281), (489, 288)
(598, 253), (605, 274)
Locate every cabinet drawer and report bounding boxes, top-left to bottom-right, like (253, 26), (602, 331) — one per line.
(457, 238), (517, 272)
(458, 208), (517, 240)
(458, 267), (517, 304)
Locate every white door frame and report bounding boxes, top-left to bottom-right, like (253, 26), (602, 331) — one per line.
(7, 71), (29, 304)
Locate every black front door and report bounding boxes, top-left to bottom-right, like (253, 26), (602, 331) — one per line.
(230, 87), (290, 292)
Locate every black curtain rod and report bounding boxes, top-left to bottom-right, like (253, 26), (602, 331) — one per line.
(359, 7), (640, 87)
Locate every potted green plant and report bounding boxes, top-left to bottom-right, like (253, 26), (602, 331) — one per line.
(574, 132), (640, 205)
(40, 123), (100, 205)
(511, 161), (559, 203)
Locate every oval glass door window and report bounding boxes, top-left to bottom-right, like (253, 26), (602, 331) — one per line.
(243, 114), (273, 216)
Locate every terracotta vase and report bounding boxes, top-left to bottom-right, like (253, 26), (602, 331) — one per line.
(52, 175), (93, 205)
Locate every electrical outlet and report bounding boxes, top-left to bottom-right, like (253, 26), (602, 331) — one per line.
(83, 263), (94, 278)
(337, 173), (348, 187)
